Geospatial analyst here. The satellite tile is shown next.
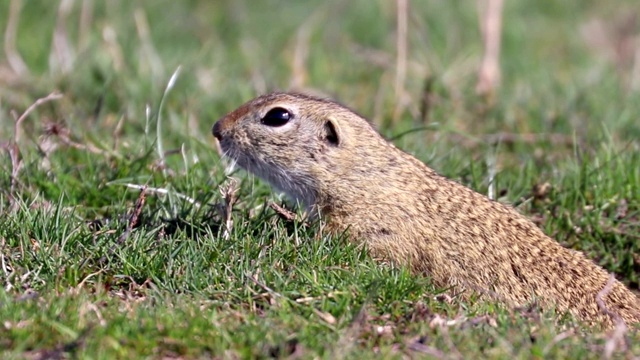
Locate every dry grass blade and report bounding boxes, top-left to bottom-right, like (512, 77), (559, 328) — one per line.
(596, 274), (629, 359)
(112, 115), (126, 151)
(78, 0), (94, 50)
(476, 0), (504, 96)
(289, 11), (318, 90)
(1, 237), (15, 289)
(4, 0), (30, 76)
(407, 340), (446, 358)
(134, 7), (164, 79)
(393, 0), (409, 124)
(217, 178), (239, 239)
(24, 324), (94, 360)
(439, 323), (463, 360)
(581, 13), (640, 93)
(596, 275), (625, 324)
(43, 121), (111, 157)
(116, 183), (201, 208)
(269, 202), (300, 223)
(97, 187), (148, 265)
(1, 142), (22, 208)
(330, 305), (368, 359)
(13, 92), (64, 143)
(51, 0), (76, 74)
(450, 132), (578, 149)
(542, 330), (575, 355)
(247, 273), (283, 300)
(4, 92), (63, 210)
(116, 187), (148, 246)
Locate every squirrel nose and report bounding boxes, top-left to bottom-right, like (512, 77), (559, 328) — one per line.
(212, 121), (223, 140)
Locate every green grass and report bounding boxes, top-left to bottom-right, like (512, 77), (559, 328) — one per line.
(1, 0), (639, 358)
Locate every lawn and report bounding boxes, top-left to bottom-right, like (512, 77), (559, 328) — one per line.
(0, 0), (639, 358)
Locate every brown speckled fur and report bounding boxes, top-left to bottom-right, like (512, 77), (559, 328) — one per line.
(213, 92), (640, 328)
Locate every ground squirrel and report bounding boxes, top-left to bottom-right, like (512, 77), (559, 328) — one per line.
(212, 92), (640, 328)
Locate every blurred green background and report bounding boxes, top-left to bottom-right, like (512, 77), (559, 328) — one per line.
(2, 0), (639, 140)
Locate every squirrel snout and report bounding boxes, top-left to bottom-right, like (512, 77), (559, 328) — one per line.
(212, 121), (223, 140)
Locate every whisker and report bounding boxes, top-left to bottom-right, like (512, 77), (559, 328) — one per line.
(225, 158), (237, 175)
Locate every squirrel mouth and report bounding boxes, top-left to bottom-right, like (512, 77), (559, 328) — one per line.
(216, 141), (263, 180)
(217, 143), (314, 208)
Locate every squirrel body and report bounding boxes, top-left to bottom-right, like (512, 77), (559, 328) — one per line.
(212, 92), (640, 328)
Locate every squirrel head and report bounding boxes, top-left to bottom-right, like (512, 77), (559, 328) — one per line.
(212, 92), (384, 209)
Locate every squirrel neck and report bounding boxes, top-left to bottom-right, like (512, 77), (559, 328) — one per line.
(311, 143), (440, 225)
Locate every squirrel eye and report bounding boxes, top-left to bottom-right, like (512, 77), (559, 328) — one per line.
(261, 107), (291, 127)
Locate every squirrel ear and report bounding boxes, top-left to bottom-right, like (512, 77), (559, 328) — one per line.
(323, 118), (341, 146)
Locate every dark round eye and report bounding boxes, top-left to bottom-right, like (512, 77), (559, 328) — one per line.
(261, 107), (291, 127)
